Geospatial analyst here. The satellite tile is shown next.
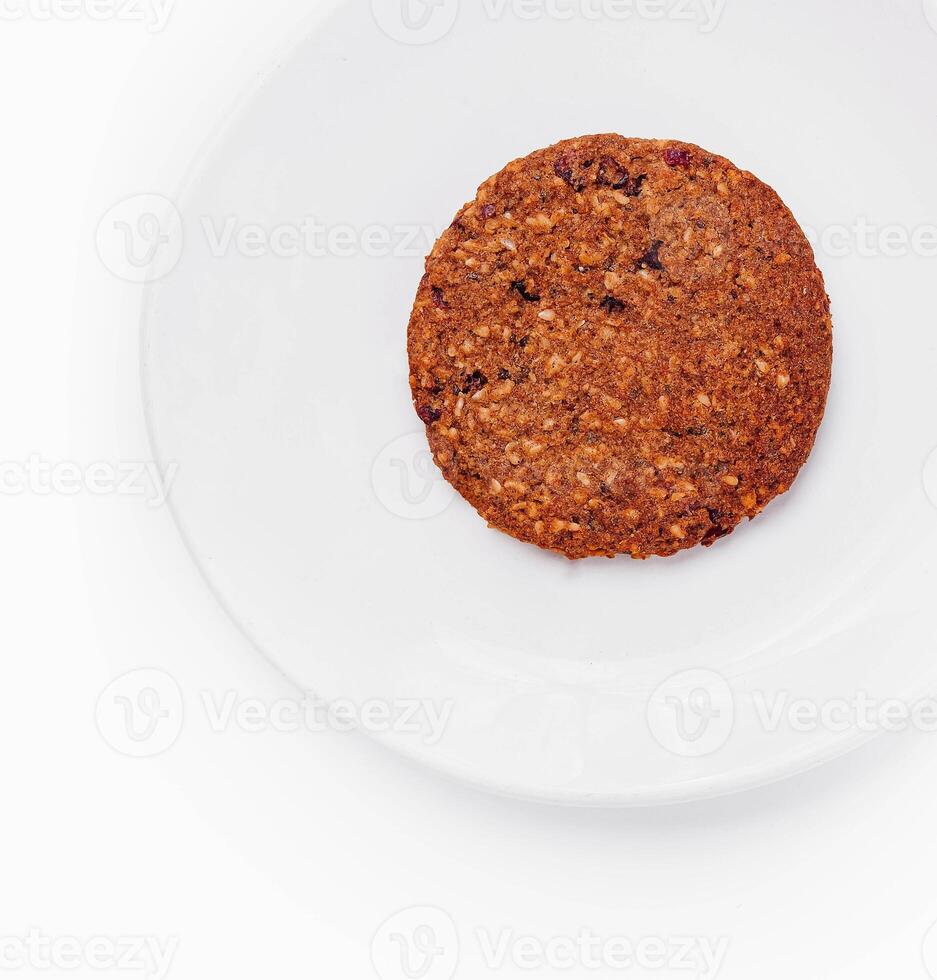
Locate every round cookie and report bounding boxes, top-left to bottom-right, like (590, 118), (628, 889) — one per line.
(407, 135), (832, 560)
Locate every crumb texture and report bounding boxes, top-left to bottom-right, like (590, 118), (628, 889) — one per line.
(407, 135), (833, 559)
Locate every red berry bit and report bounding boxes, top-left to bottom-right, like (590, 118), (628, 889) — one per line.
(599, 295), (626, 314)
(638, 240), (665, 271)
(416, 403), (442, 425)
(431, 286), (450, 309)
(553, 154), (586, 192)
(554, 155), (574, 184)
(663, 148), (692, 168)
(596, 156), (630, 189)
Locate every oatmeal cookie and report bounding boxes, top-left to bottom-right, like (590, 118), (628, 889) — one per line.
(407, 135), (832, 559)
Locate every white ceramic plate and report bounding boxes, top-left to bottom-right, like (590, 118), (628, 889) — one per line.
(142, 0), (937, 805)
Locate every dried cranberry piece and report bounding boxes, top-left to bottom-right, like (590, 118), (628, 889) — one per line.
(599, 296), (626, 313)
(479, 203), (497, 220)
(431, 287), (449, 309)
(619, 173), (647, 197)
(702, 508), (732, 545)
(638, 240), (665, 271)
(554, 155), (573, 182)
(511, 280), (541, 303)
(663, 148), (692, 168)
(416, 404), (441, 425)
(554, 155), (586, 192)
(461, 369), (488, 394)
(596, 157), (632, 190)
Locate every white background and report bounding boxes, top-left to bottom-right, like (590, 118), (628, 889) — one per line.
(3, 0), (937, 978)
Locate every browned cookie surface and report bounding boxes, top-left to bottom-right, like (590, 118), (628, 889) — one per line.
(407, 135), (832, 559)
